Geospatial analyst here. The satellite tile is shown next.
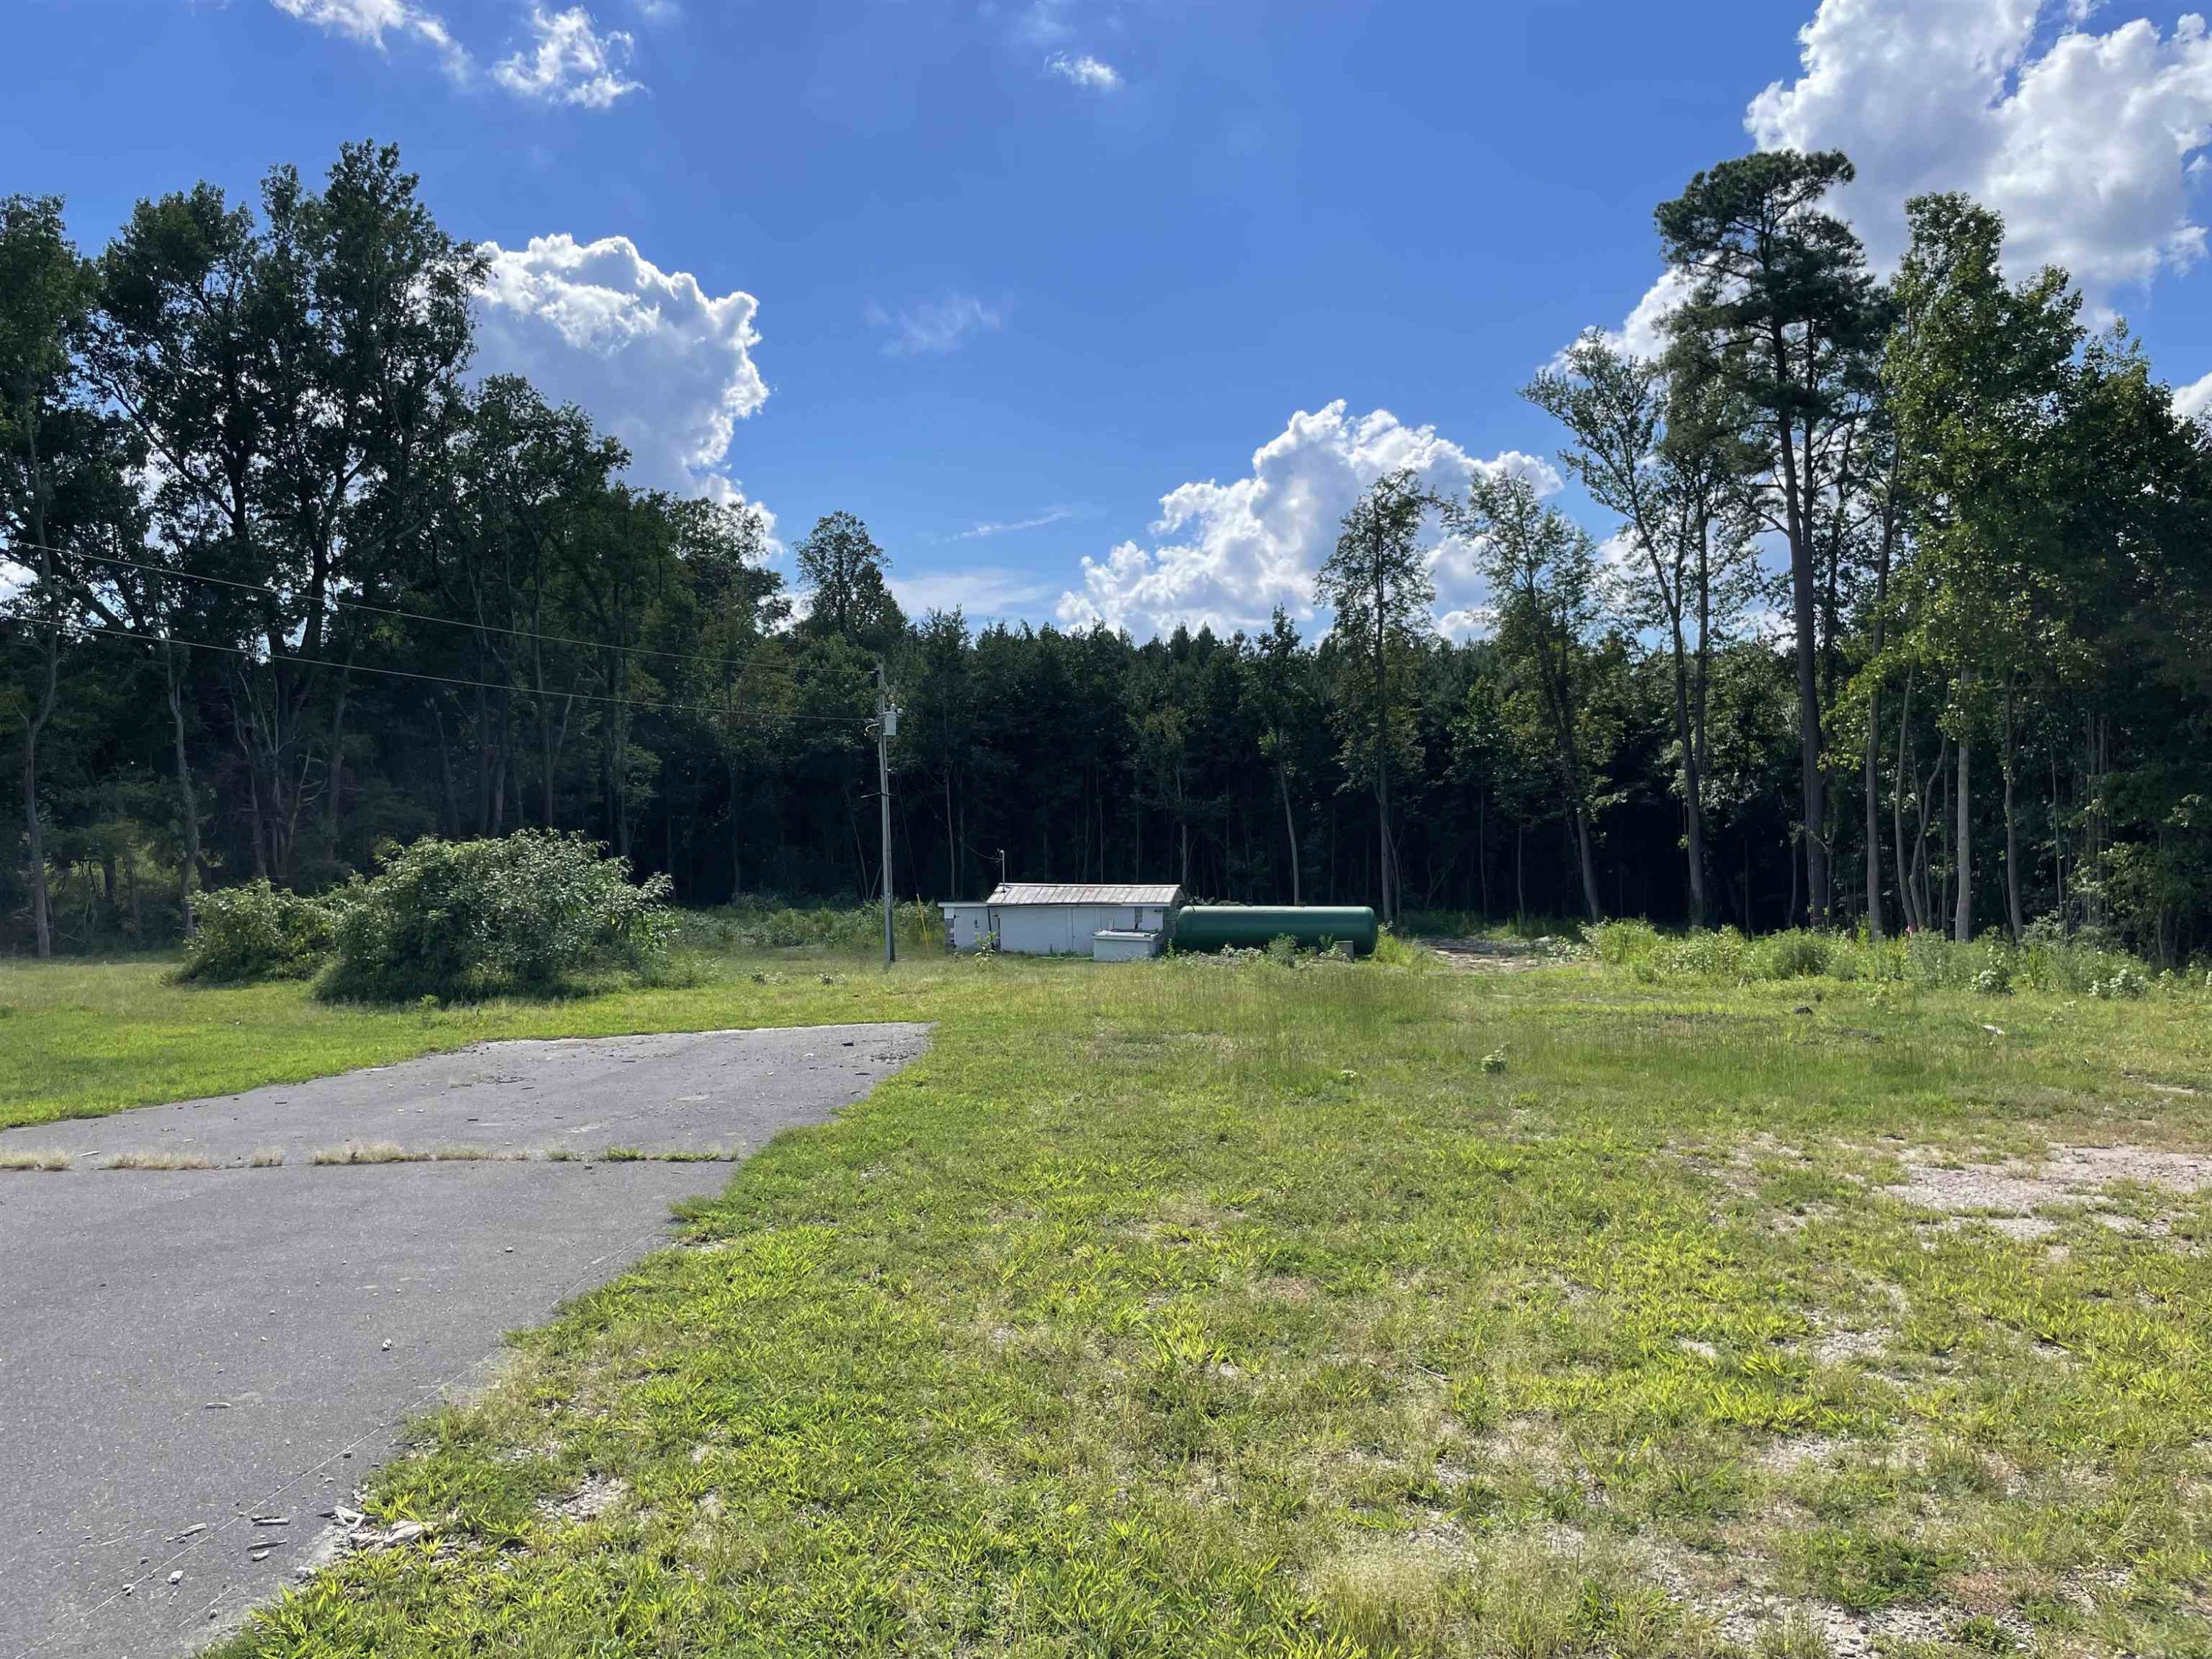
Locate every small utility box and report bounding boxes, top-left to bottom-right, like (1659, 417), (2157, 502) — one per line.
(1091, 928), (1164, 962)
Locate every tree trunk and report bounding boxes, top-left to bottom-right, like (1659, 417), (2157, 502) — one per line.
(21, 686), (54, 959)
(1571, 807), (1602, 925)
(1666, 618), (1708, 927)
(1374, 580), (1394, 926)
(728, 759), (744, 898)
(15, 394), (59, 957)
(1276, 764), (1301, 906)
(1862, 494), (1896, 938)
(323, 650), (354, 852)
(165, 643), (201, 936)
(473, 679), (491, 835)
(1770, 369), (1827, 925)
(1863, 686), (1885, 940)
(1478, 786), (1489, 921)
(1953, 729), (1972, 942)
(1891, 668), (1917, 933)
(246, 754), (270, 882)
(2049, 750), (2065, 931)
(1921, 732), (1948, 932)
(1788, 829), (1800, 933)
(942, 771), (956, 898)
(2002, 684), (2024, 942)
(540, 694), (557, 830)
(434, 703), (459, 836)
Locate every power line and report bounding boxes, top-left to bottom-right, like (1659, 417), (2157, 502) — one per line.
(3, 613), (869, 732)
(3, 540), (825, 687)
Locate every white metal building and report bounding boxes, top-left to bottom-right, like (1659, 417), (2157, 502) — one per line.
(942, 883), (1186, 959)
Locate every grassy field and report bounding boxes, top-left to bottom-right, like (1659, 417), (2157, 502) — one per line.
(7, 936), (2212, 1657)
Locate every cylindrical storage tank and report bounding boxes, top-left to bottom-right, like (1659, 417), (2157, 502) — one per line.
(1172, 905), (1380, 958)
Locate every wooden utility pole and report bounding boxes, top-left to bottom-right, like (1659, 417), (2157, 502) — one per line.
(876, 661), (897, 967)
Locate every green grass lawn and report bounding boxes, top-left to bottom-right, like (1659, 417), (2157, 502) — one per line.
(8, 944), (2212, 1656)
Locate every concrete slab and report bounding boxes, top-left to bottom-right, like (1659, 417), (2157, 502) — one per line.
(0, 1023), (931, 1659)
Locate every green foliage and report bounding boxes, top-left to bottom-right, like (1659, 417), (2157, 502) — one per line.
(175, 880), (341, 984)
(321, 832), (672, 1003)
(108, 928), (2203, 1658)
(1800, 1528), (1955, 1612)
(1582, 919), (2194, 999)
(674, 896), (942, 955)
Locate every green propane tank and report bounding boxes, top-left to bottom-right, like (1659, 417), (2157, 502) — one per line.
(1172, 905), (1380, 958)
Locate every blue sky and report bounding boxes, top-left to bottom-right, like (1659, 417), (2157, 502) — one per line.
(10, 0), (2212, 636)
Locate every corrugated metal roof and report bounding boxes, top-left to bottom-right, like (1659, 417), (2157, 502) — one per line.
(986, 883), (1185, 907)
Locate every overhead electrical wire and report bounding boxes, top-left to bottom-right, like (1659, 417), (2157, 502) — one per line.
(0, 539), (876, 725)
(1, 540), (841, 689)
(4, 612), (865, 733)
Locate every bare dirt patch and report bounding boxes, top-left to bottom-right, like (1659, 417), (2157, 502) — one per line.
(1421, 938), (1549, 974)
(1882, 1142), (2212, 1231)
(538, 1473), (628, 1526)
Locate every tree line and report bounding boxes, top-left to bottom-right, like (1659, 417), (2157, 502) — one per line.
(3, 143), (2208, 961)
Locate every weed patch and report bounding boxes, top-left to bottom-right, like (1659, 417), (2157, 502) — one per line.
(7, 937), (2207, 1657)
(100, 1150), (214, 1171)
(0, 1147), (72, 1172)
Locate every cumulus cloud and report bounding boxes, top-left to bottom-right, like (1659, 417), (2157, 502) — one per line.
(1045, 51), (1121, 91)
(473, 234), (770, 526)
(865, 293), (1004, 356)
(1590, 1), (2212, 358)
(1056, 401), (1560, 641)
(2178, 369), (2212, 420)
(268, 0), (470, 80)
(1751, 0), (2212, 291)
(494, 5), (643, 108)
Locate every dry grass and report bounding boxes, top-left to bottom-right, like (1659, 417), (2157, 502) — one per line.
(248, 1145), (285, 1167)
(310, 1140), (420, 1166)
(598, 1145), (735, 1164)
(0, 1147), (72, 1172)
(309, 1141), (530, 1165)
(100, 1149), (215, 1171)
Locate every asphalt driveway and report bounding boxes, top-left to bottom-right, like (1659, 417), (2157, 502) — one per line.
(0, 1023), (931, 1659)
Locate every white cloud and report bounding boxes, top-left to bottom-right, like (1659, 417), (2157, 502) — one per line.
(1007, 0), (1074, 46)
(866, 293), (1004, 356)
(1045, 51), (1121, 91)
(950, 506), (1082, 540)
(494, 5), (643, 108)
(268, 0), (470, 80)
(1056, 401), (1561, 641)
(891, 567), (1058, 618)
(473, 234), (770, 529)
(1589, 2), (2212, 361)
(1747, 1), (2212, 296)
(2178, 368), (2212, 420)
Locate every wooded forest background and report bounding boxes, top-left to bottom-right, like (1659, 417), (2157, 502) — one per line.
(3, 142), (2208, 960)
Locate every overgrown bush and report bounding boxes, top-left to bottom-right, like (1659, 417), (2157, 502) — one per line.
(321, 832), (672, 1002)
(175, 880), (341, 984)
(1579, 917), (2196, 998)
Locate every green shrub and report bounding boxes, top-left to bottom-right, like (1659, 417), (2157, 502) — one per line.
(1589, 918), (1661, 967)
(2089, 961), (2149, 1001)
(321, 832), (672, 1002)
(175, 880), (341, 984)
(1752, 930), (1834, 981)
(675, 896), (941, 955)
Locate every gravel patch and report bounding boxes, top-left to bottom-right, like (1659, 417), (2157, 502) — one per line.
(1882, 1142), (2212, 1231)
